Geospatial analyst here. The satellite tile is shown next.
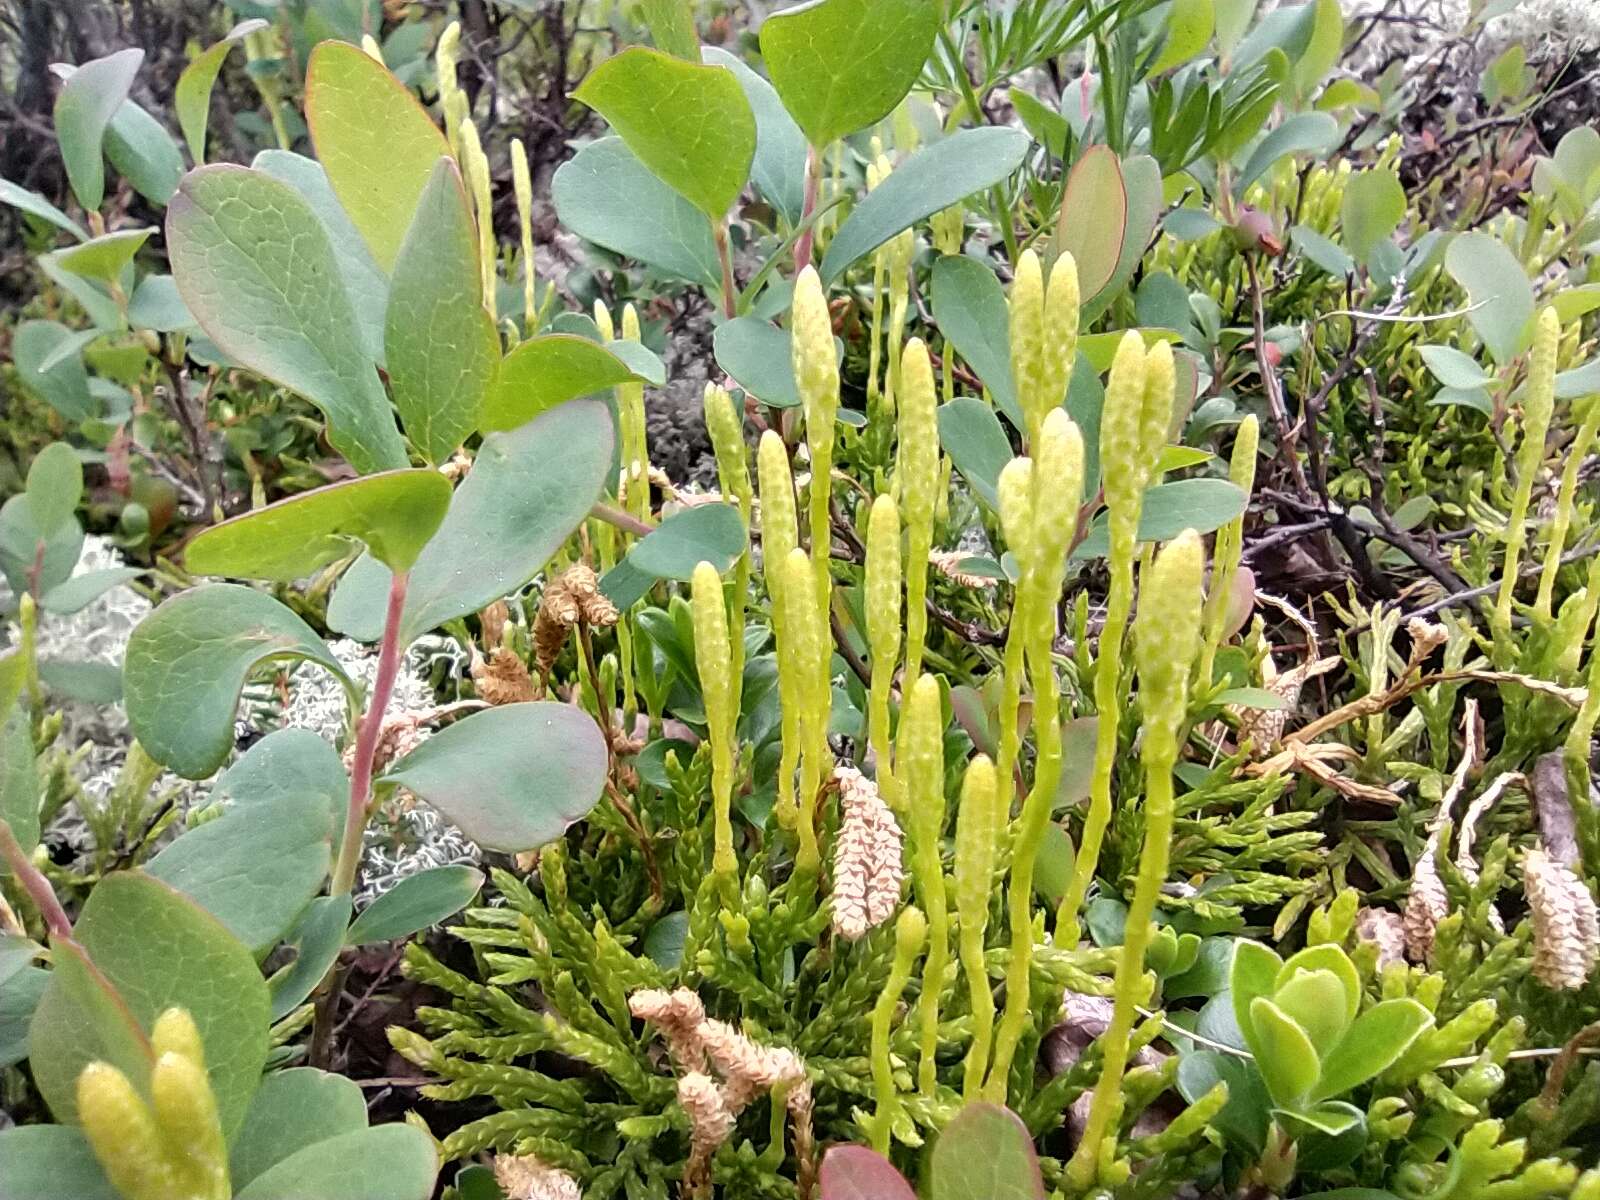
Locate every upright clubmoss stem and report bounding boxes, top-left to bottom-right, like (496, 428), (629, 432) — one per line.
(902, 675), (948, 1095)
(900, 341), (938, 683)
(331, 570), (410, 897)
(871, 905), (926, 1153)
(692, 563), (738, 901)
(955, 756), (1000, 1098)
(1198, 415), (1259, 685)
(1537, 396), (1600, 621)
(1068, 530), (1203, 1190)
(864, 495), (902, 806)
(1495, 307), (1558, 647)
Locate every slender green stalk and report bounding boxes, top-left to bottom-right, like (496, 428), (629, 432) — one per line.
(955, 756), (1000, 1099)
(864, 495), (902, 807)
(1537, 396), (1600, 620)
(902, 675), (948, 1095)
(1198, 415), (1259, 684)
(1495, 307), (1559, 647)
(871, 906), (926, 1153)
(760, 434), (803, 831)
(900, 340), (939, 683)
(1068, 530), (1204, 1190)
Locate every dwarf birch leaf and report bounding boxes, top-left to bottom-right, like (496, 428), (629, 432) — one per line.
(124, 584), (352, 779)
(188, 470), (451, 582)
(29, 872), (269, 1137)
(760, 0), (940, 148)
(480, 334), (644, 432)
(1445, 231), (1536, 365)
(0, 1125), (119, 1200)
(932, 256), (1021, 427)
(235, 1125), (438, 1200)
(386, 158), (499, 462)
(229, 1068), (369, 1191)
(820, 127), (1031, 283)
(253, 150), (389, 367)
(930, 1103), (1045, 1200)
(0, 177), (88, 240)
(380, 704), (608, 851)
(329, 400), (616, 642)
(552, 137), (721, 287)
(575, 47), (755, 219)
(819, 1145), (917, 1200)
(51, 227), (155, 284)
(304, 40), (451, 273)
(176, 20), (269, 164)
(167, 164), (407, 473)
(11, 320), (94, 421)
(53, 48), (142, 211)
(147, 793), (333, 951)
(346, 865), (484, 945)
(1053, 145), (1128, 299)
(703, 47), (807, 223)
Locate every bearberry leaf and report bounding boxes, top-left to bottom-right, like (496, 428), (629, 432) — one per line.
(229, 1067), (369, 1191)
(233, 1125), (438, 1200)
(52, 48), (143, 211)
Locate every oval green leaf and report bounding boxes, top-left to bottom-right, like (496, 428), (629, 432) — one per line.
(387, 158), (500, 462)
(229, 1067), (369, 1192)
(1309, 998), (1433, 1102)
(1444, 231), (1536, 366)
(481, 333), (645, 432)
(187, 469), (452, 580)
(760, 0), (940, 148)
(146, 793), (333, 951)
(52, 227), (155, 284)
(937, 397), (1013, 512)
(304, 40), (452, 273)
(329, 400), (616, 643)
(929, 1102), (1045, 1200)
(1247, 996), (1321, 1107)
(575, 46), (755, 219)
(1053, 146), (1128, 300)
(551, 137), (721, 287)
(1072, 478), (1247, 558)
(52, 48), (143, 211)
(819, 1145), (917, 1200)
(0, 1125), (119, 1200)
(713, 317), (802, 408)
(234, 1124), (438, 1200)
(176, 20), (269, 164)
(380, 703), (609, 851)
(820, 127), (1031, 284)
(166, 165), (408, 473)
(346, 864), (484, 946)
(124, 584), (353, 779)
(932, 256), (1020, 426)
(703, 47), (807, 223)
(29, 872), (270, 1137)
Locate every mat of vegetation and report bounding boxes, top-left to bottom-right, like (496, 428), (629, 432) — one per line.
(2, 2), (1600, 1199)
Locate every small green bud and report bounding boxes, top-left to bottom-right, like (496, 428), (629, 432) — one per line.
(895, 904), (928, 957)
(622, 302), (641, 344)
(1029, 408), (1085, 569)
(592, 300), (615, 343)
(151, 1007), (206, 1068)
(151, 1050), (229, 1199)
(865, 495), (902, 667)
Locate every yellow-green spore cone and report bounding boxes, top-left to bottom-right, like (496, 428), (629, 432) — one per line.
(778, 548), (826, 877)
(1040, 252), (1080, 427)
(692, 561), (738, 893)
(78, 1062), (184, 1200)
(1069, 529), (1205, 1189)
(955, 754), (1001, 1098)
(792, 266), (839, 610)
(865, 494), (902, 806)
(1010, 249), (1046, 448)
(760, 433), (802, 828)
(151, 1050), (229, 1200)
(899, 338), (939, 682)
